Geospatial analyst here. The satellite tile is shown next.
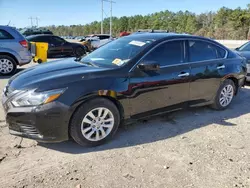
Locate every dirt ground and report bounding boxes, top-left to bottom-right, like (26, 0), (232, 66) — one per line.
(1, 62), (250, 188)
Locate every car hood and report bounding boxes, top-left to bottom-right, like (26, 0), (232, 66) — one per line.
(8, 58), (110, 90)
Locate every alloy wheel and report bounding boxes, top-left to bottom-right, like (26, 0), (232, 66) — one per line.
(81, 107), (114, 141)
(0, 58), (14, 74)
(219, 84), (234, 107)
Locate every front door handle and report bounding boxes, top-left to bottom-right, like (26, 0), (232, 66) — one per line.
(217, 65), (225, 70)
(178, 72), (190, 77)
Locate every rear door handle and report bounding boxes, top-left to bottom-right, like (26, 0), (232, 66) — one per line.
(217, 65), (225, 69)
(178, 72), (190, 77)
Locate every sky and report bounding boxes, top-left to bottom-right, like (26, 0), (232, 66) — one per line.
(0, 0), (249, 28)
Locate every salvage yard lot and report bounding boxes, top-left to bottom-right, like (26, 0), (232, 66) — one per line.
(1, 62), (250, 188)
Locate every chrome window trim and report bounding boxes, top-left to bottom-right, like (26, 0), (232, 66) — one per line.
(129, 38), (229, 72)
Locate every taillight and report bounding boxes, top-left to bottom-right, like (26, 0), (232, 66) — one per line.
(19, 40), (28, 48)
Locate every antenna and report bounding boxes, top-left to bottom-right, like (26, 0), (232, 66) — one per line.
(7, 20), (11, 26)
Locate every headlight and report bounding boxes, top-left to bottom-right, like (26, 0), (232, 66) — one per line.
(11, 88), (66, 107)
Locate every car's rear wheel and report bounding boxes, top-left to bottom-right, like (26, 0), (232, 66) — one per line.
(73, 47), (85, 58)
(0, 55), (17, 75)
(70, 98), (120, 146)
(211, 79), (236, 110)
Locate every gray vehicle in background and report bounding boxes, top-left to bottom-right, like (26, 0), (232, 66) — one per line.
(0, 25), (32, 75)
(235, 41), (250, 81)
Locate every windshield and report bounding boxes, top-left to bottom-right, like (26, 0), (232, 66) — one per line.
(81, 37), (154, 67)
(238, 41), (250, 51)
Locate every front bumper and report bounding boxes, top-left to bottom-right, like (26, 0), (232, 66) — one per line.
(2, 93), (70, 143)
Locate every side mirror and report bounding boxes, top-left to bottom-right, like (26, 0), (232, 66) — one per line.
(235, 47), (239, 51)
(137, 61), (160, 71)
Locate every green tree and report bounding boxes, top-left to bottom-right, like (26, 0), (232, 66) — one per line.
(44, 4), (250, 39)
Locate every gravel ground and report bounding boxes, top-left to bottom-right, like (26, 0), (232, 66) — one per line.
(1, 61), (250, 188)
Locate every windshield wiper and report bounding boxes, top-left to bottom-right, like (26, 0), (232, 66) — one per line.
(79, 60), (98, 67)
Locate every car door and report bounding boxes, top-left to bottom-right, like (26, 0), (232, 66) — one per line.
(33, 35), (54, 56)
(49, 36), (70, 56)
(128, 40), (191, 117)
(187, 40), (228, 106)
(55, 36), (73, 55)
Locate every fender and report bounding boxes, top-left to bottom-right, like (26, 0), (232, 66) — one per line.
(0, 48), (21, 63)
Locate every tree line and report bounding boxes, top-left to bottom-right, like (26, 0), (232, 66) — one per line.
(46, 4), (250, 40)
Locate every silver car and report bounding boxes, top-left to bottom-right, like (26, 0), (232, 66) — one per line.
(0, 25), (32, 75)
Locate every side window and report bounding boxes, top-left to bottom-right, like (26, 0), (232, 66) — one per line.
(216, 46), (226, 58)
(31, 36), (50, 43)
(28, 37), (40, 42)
(51, 36), (65, 44)
(0, 29), (14, 39)
(40, 36), (51, 43)
(188, 40), (226, 62)
(142, 40), (184, 66)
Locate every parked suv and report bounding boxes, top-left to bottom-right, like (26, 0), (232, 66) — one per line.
(2, 33), (247, 146)
(0, 26), (32, 75)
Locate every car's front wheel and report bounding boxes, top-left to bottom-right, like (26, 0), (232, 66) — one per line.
(70, 98), (120, 146)
(0, 55), (17, 75)
(211, 79), (236, 110)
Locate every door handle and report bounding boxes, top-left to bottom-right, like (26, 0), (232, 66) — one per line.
(217, 65), (225, 69)
(178, 72), (190, 77)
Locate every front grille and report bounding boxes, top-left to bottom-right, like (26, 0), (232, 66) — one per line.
(9, 123), (21, 132)
(20, 124), (39, 136)
(9, 123), (39, 135)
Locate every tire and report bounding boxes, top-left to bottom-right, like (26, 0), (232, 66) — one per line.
(70, 98), (120, 146)
(211, 79), (236, 110)
(73, 47), (85, 58)
(0, 55), (17, 75)
(37, 59), (42, 64)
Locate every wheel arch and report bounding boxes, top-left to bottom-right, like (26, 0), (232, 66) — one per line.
(222, 75), (239, 95)
(68, 90), (125, 137)
(0, 52), (19, 65)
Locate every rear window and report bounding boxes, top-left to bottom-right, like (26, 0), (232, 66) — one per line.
(188, 40), (226, 62)
(0, 29), (14, 39)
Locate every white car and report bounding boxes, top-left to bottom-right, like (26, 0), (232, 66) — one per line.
(85, 34), (113, 49)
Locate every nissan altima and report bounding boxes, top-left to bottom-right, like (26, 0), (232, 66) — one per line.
(2, 33), (247, 146)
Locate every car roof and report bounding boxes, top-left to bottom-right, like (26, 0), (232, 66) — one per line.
(127, 32), (208, 40)
(124, 33), (224, 47)
(27, 34), (54, 37)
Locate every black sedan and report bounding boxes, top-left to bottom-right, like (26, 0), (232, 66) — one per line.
(2, 33), (247, 146)
(235, 41), (250, 81)
(26, 34), (86, 58)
